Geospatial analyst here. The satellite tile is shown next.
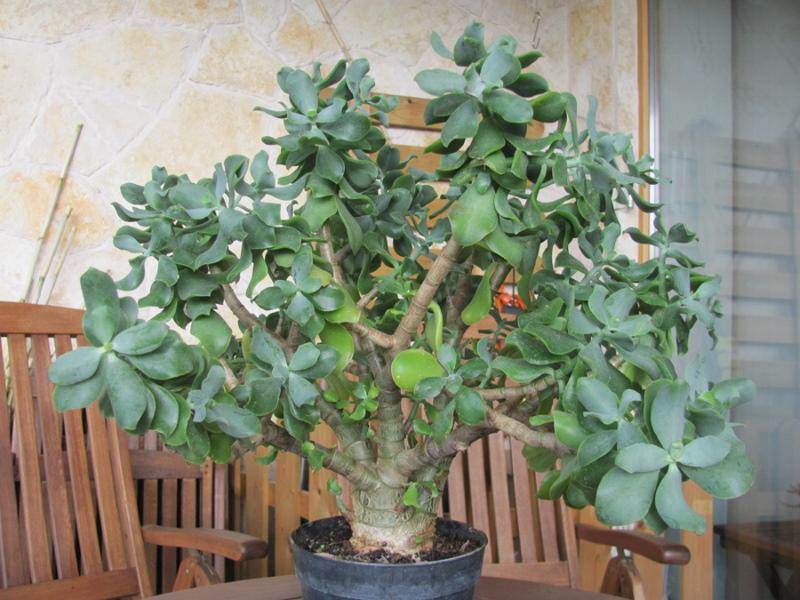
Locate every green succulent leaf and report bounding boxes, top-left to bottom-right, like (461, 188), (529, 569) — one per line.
(595, 467), (659, 526)
(615, 443), (670, 473)
(655, 463), (706, 534)
(49, 346), (105, 385)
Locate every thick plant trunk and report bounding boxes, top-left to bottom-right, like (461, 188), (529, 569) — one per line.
(348, 486), (437, 555)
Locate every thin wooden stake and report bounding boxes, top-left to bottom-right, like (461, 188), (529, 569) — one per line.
(41, 226), (76, 305)
(314, 0), (352, 61)
(33, 207), (72, 303)
(20, 123), (83, 302)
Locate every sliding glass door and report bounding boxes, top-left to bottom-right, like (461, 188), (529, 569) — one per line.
(652, 1), (800, 598)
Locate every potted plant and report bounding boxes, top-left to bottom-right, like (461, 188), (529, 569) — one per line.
(49, 22), (754, 600)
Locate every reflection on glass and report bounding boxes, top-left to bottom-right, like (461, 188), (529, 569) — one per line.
(655, 0), (799, 598)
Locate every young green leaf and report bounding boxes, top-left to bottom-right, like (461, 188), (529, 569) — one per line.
(461, 264), (496, 325)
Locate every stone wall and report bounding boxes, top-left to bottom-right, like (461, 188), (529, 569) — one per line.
(0, 0), (639, 306)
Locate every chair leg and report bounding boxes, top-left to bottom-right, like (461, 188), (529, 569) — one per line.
(172, 550), (222, 591)
(599, 555), (647, 600)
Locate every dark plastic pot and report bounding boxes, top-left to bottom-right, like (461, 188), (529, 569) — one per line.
(290, 516), (487, 600)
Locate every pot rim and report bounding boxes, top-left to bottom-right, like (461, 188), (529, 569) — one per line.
(289, 516), (488, 568)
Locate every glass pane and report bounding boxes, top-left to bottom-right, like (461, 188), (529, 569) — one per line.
(654, 1), (800, 598)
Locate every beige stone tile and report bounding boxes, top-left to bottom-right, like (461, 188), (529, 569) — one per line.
(272, 3), (340, 65)
(47, 241), (129, 308)
(0, 39), (51, 163)
(192, 25), (284, 97)
(333, 0), (467, 67)
(568, 0), (615, 128)
(0, 0), (132, 41)
(0, 169), (116, 250)
(67, 88), (154, 151)
(94, 83), (278, 190)
(19, 89), (116, 176)
(59, 24), (202, 111)
(0, 233), (37, 301)
(138, 0), (242, 27)
(243, 0), (289, 40)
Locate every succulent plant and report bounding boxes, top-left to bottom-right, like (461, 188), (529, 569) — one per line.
(50, 22), (753, 553)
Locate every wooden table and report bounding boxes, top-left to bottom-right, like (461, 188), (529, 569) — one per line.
(716, 520), (800, 599)
(156, 575), (620, 599)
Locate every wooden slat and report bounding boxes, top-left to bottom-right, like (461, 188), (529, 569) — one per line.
(446, 452), (467, 522)
(466, 440), (492, 563)
(733, 270), (794, 300)
(732, 360), (796, 389)
(108, 426), (153, 597)
(557, 501), (580, 588)
(0, 340), (26, 587)
(487, 433), (514, 564)
(0, 568), (140, 600)
(8, 334), (52, 583)
(508, 438), (538, 562)
(85, 403), (128, 571)
(140, 435), (158, 590)
(733, 181), (791, 214)
(395, 144), (441, 173)
(161, 478), (179, 591)
(181, 477), (198, 563)
(481, 561), (571, 586)
(733, 316), (796, 344)
(0, 303), (83, 334)
(274, 451), (301, 575)
(130, 449), (202, 480)
(242, 449), (269, 579)
(534, 472), (560, 563)
(385, 95), (441, 131)
(725, 226), (792, 255)
(31, 335), (79, 579)
(732, 138), (789, 171)
(212, 463), (227, 577)
(55, 335), (104, 576)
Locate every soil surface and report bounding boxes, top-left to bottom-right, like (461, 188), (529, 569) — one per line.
(297, 517), (482, 564)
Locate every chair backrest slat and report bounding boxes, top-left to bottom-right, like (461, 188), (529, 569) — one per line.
(85, 402), (129, 571)
(56, 332), (104, 577)
(108, 425), (153, 597)
(0, 341), (26, 587)
(534, 471), (561, 563)
(31, 334), (79, 579)
(440, 431), (580, 585)
(7, 333), (53, 583)
(509, 437), (539, 562)
(465, 439), (492, 564)
(487, 433), (515, 563)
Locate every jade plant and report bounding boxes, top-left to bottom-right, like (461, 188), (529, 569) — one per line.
(49, 23), (754, 555)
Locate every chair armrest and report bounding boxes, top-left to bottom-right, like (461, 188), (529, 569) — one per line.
(141, 525), (268, 561)
(575, 523), (691, 565)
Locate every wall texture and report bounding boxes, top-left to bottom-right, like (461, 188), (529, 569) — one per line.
(0, 0), (639, 306)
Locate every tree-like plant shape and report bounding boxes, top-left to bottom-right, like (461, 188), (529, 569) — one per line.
(49, 23), (754, 554)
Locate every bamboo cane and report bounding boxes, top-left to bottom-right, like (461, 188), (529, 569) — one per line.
(40, 225), (76, 305)
(20, 123), (83, 302)
(33, 206), (72, 303)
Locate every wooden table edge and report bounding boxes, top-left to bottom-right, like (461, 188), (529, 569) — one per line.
(154, 574), (620, 599)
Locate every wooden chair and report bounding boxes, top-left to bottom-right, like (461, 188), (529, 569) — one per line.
(441, 431), (691, 600)
(0, 302), (268, 598)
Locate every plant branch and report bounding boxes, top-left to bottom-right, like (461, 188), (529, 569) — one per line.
(348, 322), (394, 348)
(258, 420), (381, 490)
(356, 287), (379, 309)
(392, 237), (462, 354)
(444, 256), (474, 332)
(220, 282), (290, 352)
(485, 408), (570, 456)
(477, 376), (556, 402)
(320, 223), (346, 286)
